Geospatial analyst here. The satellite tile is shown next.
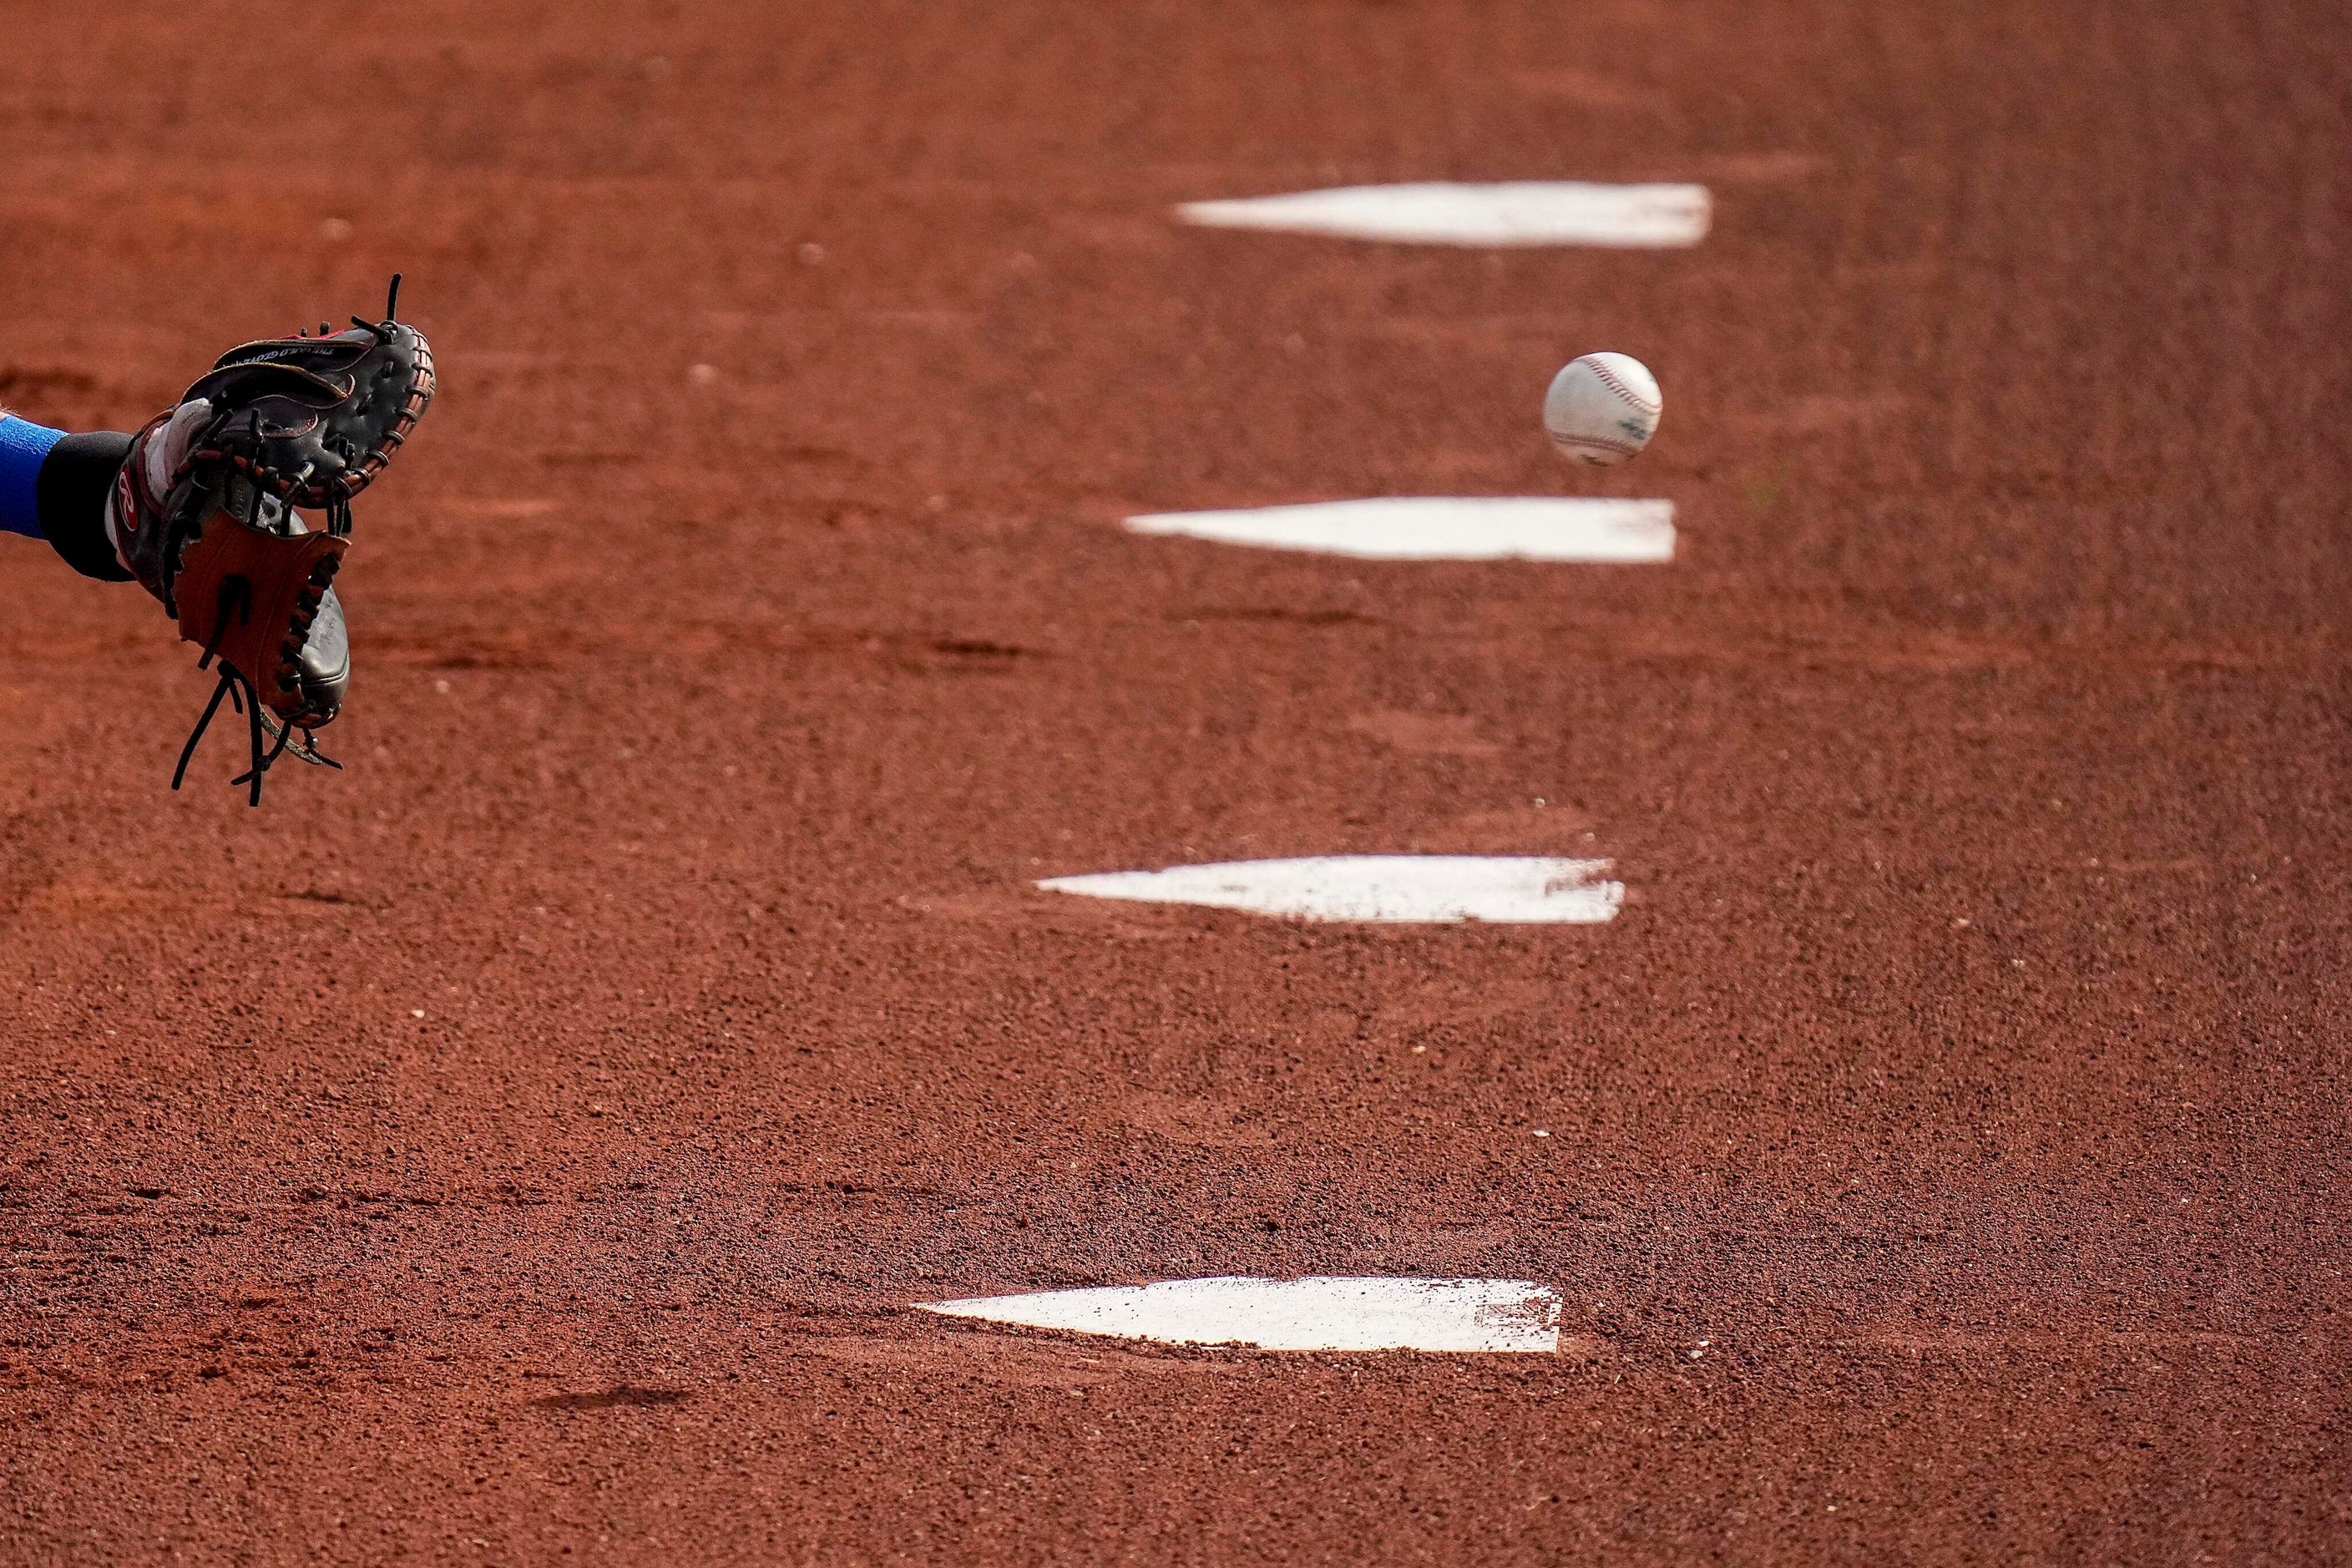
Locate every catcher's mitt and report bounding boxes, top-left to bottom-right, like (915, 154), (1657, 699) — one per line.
(112, 277), (433, 804)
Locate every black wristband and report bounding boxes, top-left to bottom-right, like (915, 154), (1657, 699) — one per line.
(38, 431), (134, 583)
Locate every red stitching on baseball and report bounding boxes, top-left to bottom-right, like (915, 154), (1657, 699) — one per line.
(1580, 357), (1661, 416)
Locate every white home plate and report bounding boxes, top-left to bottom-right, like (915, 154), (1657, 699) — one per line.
(919, 1277), (1562, 1353)
(1176, 182), (1712, 248)
(1038, 857), (1623, 924)
(1127, 497), (1674, 563)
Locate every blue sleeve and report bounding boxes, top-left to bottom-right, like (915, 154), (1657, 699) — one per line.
(0, 415), (68, 539)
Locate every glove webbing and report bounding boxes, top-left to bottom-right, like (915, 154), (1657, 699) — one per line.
(170, 572), (341, 807)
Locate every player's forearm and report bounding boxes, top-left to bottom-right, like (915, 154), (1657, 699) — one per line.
(0, 412), (135, 581)
(0, 413), (62, 538)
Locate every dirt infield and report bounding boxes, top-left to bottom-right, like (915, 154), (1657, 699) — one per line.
(3, 0), (2349, 1560)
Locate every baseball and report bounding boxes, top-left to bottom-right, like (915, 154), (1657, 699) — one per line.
(1543, 352), (1662, 466)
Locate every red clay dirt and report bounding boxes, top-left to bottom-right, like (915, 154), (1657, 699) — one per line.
(3, 1), (2349, 1561)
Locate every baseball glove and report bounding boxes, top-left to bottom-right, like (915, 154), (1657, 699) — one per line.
(112, 277), (434, 804)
